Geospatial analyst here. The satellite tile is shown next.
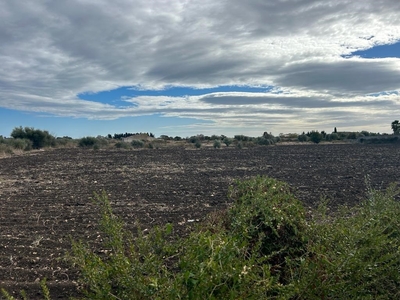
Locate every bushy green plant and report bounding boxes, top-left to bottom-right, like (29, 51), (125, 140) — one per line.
(257, 136), (274, 145)
(70, 192), (175, 299)
(223, 138), (232, 147)
(131, 139), (144, 148)
(0, 143), (14, 155)
(298, 134), (308, 142)
(9, 138), (33, 151)
(68, 177), (400, 299)
(10, 127), (55, 149)
(213, 140), (221, 149)
(228, 177), (307, 279)
(309, 131), (322, 144)
(78, 136), (98, 148)
(330, 133), (339, 140)
(195, 141), (201, 149)
(294, 181), (400, 299)
(115, 141), (131, 149)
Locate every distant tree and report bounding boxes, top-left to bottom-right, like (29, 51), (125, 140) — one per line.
(160, 135), (170, 140)
(391, 120), (400, 134)
(309, 131), (323, 144)
(298, 134), (308, 142)
(334, 127), (337, 133)
(330, 133), (339, 140)
(223, 138), (232, 147)
(11, 126), (55, 149)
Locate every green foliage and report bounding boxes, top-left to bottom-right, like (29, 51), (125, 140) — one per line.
(257, 136), (275, 145)
(298, 134), (308, 142)
(330, 133), (339, 140)
(10, 127), (55, 149)
(223, 138), (232, 147)
(70, 191), (175, 299)
(391, 120), (399, 134)
(131, 139), (144, 148)
(68, 177), (400, 299)
(55, 137), (74, 147)
(294, 181), (400, 299)
(309, 131), (322, 144)
(78, 136), (98, 148)
(234, 135), (252, 142)
(0, 143), (14, 155)
(9, 138), (33, 151)
(227, 177), (308, 279)
(1, 278), (50, 300)
(115, 141), (131, 149)
(195, 141), (201, 148)
(213, 140), (221, 149)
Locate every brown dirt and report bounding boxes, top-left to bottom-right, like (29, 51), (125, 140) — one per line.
(0, 144), (399, 299)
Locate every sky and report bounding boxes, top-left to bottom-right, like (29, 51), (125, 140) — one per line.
(1, 1), (400, 138)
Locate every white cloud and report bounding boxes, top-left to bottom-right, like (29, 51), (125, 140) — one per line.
(0, 0), (400, 135)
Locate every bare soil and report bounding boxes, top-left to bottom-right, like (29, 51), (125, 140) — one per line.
(0, 144), (399, 299)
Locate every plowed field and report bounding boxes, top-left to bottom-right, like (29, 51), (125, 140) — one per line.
(1, 144), (399, 298)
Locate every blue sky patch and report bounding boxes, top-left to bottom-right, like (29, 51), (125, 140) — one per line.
(78, 85), (274, 106)
(347, 41), (400, 58)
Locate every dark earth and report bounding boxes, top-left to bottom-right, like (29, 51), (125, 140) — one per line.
(0, 144), (399, 299)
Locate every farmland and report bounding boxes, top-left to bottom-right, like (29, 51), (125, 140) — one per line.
(0, 144), (399, 298)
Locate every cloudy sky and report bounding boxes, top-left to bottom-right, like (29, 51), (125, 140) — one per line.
(1, 0), (400, 138)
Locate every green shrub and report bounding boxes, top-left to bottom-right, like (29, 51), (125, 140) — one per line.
(68, 177), (400, 300)
(131, 139), (144, 148)
(195, 141), (201, 149)
(330, 133), (339, 140)
(115, 141), (130, 149)
(213, 140), (221, 149)
(227, 177), (307, 280)
(78, 136), (98, 148)
(223, 138), (232, 147)
(9, 138), (33, 151)
(294, 182), (400, 299)
(70, 192), (175, 299)
(0, 144), (14, 155)
(309, 131), (322, 144)
(257, 137), (274, 145)
(298, 134), (308, 142)
(10, 127), (55, 149)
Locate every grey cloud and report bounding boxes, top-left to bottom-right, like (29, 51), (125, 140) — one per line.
(200, 94), (394, 108)
(275, 59), (400, 94)
(1, 0), (400, 135)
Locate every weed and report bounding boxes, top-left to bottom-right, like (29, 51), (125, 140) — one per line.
(1, 278), (49, 300)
